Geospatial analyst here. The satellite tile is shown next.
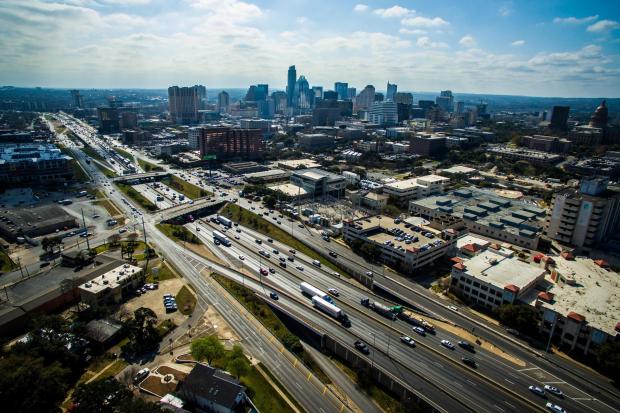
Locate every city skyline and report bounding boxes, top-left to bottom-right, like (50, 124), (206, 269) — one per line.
(0, 1), (619, 97)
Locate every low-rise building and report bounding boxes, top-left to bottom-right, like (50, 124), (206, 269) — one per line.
(277, 159), (321, 170)
(0, 143), (73, 186)
(298, 133), (334, 151)
(564, 152), (620, 179)
(362, 192), (389, 211)
(439, 165), (478, 177)
(78, 263), (144, 306)
(521, 135), (571, 153)
(222, 161), (267, 174)
(290, 168), (346, 198)
(410, 186), (546, 249)
(179, 363), (247, 413)
(450, 244), (546, 311)
(410, 133), (446, 156)
(0, 204), (77, 242)
(243, 168), (289, 184)
(383, 174), (449, 206)
(487, 145), (563, 166)
(343, 215), (459, 273)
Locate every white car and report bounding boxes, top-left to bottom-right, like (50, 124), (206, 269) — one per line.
(529, 385), (546, 397)
(238, 255), (245, 260)
(545, 403), (567, 413)
(327, 288), (340, 296)
(413, 326), (426, 336)
(400, 336), (416, 347)
(544, 385), (563, 397)
(133, 368), (150, 383)
(296, 265), (304, 271)
(440, 340), (455, 350)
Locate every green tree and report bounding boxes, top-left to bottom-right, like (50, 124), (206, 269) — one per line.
(191, 335), (225, 365)
(263, 195), (276, 209)
(227, 345), (250, 379)
(596, 341), (620, 384)
(381, 204), (401, 218)
(73, 377), (132, 413)
(496, 304), (538, 332)
(122, 307), (160, 358)
(0, 355), (70, 413)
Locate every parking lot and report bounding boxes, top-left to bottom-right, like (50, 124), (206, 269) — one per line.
(119, 278), (187, 325)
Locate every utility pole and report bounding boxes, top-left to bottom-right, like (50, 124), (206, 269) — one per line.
(17, 257), (24, 279)
(81, 208), (91, 251)
(546, 315), (558, 353)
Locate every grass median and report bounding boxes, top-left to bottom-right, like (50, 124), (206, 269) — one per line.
(220, 203), (351, 277)
(116, 182), (157, 211)
(213, 273), (331, 385)
(161, 175), (210, 199)
(138, 157), (164, 172)
(155, 223), (202, 244)
(113, 147), (134, 161)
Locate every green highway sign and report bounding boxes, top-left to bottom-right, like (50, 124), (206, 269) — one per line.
(203, 154), (217, 160)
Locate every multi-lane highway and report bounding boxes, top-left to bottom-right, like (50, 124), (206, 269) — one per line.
(52, 112), (620, 413)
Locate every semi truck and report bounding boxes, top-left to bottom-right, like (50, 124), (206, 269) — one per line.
(217, 215), (232, 227)
(300, 282), (333, 304)
(399, 309), (435, 333)
(312, 296), (350, 327)
(360, 297), (397, 320)
(213, 230), (231, 246)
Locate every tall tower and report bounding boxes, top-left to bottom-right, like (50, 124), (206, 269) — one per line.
(335, 82), (348, 100)
(386, 82), (397, 101)
(218, 91), (230, 113)
(287, 65), (296, 107)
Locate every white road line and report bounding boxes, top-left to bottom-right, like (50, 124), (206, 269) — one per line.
(518, 367), (539, 372)
(493, 404), (505, 412)
(543, 381), (566, 384)
(504, 379), (515, 385)
(503, 401), (515, 409)
(466, 379), (477, 386)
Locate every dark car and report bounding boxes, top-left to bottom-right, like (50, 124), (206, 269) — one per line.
(458, 341), (475, 352)
(269, 292), (279, 300)
(462, 357), (477, 368)
(329, 251), (338, 258)
(354, 340), (370, 354)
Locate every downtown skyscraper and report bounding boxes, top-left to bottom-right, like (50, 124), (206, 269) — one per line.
(287, 65), (296, 107)
(168, 85), (203, 124)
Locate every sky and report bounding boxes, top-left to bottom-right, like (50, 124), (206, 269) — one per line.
(0, 0), (619, 97)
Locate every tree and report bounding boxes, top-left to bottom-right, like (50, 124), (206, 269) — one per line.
(263, 195), (276, 209)
(122, 307), (160, 358)
(0, 355), (70, 413)
(496, 304), (538, 332)
(596, 341), (620, 384)
(73, 377), (132, 413)
(381, 204), (401, 218)
(227, 354), (250, 379)
(107, 233), (121, 247)
(190, 335), (225, 365)
(359, 242), (382, 263)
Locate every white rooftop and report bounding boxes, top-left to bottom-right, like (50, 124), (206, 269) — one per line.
(269, 183), (308, 197)
(79, 263), (142, 294)
(462, 250), (546, 291)
(441, 165), (477, 175)
(522, 257), (620, 335)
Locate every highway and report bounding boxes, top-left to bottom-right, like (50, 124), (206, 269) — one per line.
(52, 112), (620, 413)
(50, 113), (347, 413)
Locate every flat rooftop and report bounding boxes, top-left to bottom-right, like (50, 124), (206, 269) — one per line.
(384, 174), (448, 191)
(0, 143), (72, 164)
(488, 146), (563, 161)
(243, 169), (289, 179)
(351, 215), (445, 253)
(522, 257), (620, 335)
(79, 263), (142, 294)
(441, 165), (477, 175)
(269, 183), (308, 197)
(0, 204), (77, 237)
(461, 249), (546, 292)
(277, 159), (321, 169)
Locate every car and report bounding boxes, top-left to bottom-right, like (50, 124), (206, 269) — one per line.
(462, 357), (477, 368)
(365, 271), (373, 277)
(269, 292), (279, 300)
(458, 341), (475, 352)
(272, 249), (279, 254)
(323, 236), (330, 242)
(163, 293), (174, 299)
(529, 386), (546, 397)
(135, 289), (142, 296)
(400, 336), (416, 347)
(236, 228), (241, 233)
(329, 251), (338, 258)
(255, 239), (262, 244)
(259, 268), (268, 276)
(287, 256), (295, 262)
(296, 265), (304, 271)
(238, 255), (245, 260)
(133, 368), (150, 383)
(234, 235), (240, 239)
(298, 224), (304, 228)
(327, 288), (340, 296)
(269, 267), (275, 274)
(354, 340), (370, 354)
(545, 403), (567, 413)
(544, 385), (563, 397)
(448, 305), (459, 311)
(289, 249), (296, 254)
(412, 326), (426, 336)
(279, 262), (287, 268)
(267, 238), (273, 243)
(440, 340), (455, 349)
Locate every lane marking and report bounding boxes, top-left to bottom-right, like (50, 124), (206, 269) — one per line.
(518, 367), (539, 372)
(466, 379), (477, 386)
(504, 379), (515, 385)
(493, 404), (505, 412)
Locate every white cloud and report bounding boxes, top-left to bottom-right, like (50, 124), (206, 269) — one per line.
(188, 0), (262, 22)
(499, 2), (513, 17)
(553, 15), (598, 24)
(587, 20), (620, 33)
(399, 28), (426, 35)
(416, 36), (448, 49)
(373, 5), (413, 18)
(528, 45), (603, 66)
(401, 16), (448, 28)
(296, 16), (308, 24)
(353, 4), (369, 13)
(459, 35), (476, 47)
(511, 40), (525, 46)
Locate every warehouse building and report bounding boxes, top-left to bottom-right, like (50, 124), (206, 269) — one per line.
(410, 186), (546, 249)
(290, 168), (347, 198)
(0, 204), (78, 242)
(0, 143), (73, 186)
(383, 174), (449, 206)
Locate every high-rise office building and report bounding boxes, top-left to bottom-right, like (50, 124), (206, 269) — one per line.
(271, 91), (287, 113)
(368, 101), (398, 126)
(456, 101), (465, 114)
(550, 106), (570, 131)
(347, 87), (356, 100)
(70, 90), (84, 108)
(97, 107), (120, 133)
(168, 85), (202, 124)
(257, 84), (269, 100)
(335, 82), (348, 100)
(293, 75), (312, 109)
(435, 90), (454, 113)
(374, 93), (384, 102)
(195, 85), (207, 109)
(120, 111), (138, 129)
(386, 82), (397, 101)
(218, 91), (230, 113)
(312, 86), (323, 100)
(287, 65), (296, 107)
(245, 85), (260, 102)
(356, 85), (375, 110)
(197, 127), (265, 161)
(394, 92), (413, 105)
(323, 91), (338, 100)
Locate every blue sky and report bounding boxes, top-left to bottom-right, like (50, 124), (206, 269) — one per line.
(0, 0), (619, 97)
